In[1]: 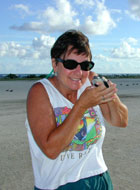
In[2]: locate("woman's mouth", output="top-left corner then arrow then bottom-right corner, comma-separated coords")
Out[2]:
71,78 -> 81,81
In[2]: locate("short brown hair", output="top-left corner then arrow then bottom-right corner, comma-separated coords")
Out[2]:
51,29 -> 92,60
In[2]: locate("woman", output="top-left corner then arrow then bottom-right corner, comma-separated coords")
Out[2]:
26,30 -> 128,190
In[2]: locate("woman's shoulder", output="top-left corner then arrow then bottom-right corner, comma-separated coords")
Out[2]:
27,79 -> 49,101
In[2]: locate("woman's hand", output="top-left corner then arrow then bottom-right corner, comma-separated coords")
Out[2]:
78,81 -> 117,110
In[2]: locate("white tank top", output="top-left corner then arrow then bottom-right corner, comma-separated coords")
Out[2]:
26,78 -> 107,190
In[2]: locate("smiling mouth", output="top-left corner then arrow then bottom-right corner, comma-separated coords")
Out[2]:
71,78 -> 81,81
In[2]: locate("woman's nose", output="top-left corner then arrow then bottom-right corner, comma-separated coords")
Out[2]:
75,64 -> 82,71
73,65 -> 82,76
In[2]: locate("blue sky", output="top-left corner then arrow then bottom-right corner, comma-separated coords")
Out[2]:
0,0 -> 140,74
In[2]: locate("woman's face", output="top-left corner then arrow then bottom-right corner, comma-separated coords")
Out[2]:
55,49 -> 90,92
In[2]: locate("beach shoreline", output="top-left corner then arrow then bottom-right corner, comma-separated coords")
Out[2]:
0,78 -> 140,190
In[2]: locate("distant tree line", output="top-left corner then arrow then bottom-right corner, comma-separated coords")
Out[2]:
1,73 -> 140,80
99,74 -> 140,79
6,73 -> 18,79
2,73 -> 46,80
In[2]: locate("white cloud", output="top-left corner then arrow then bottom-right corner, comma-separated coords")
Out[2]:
120,37 -> 138,45
0,35 -> 55,73
14,4 -> 30,13
0,43 -> 8,56
126,37 -> 138,45
126,0 -> 140,21
91,37 -> 140,73
92,55 -> 124,74
10,4 -> 31,18
0,57 -> 52,74
10,22 -> 45,32
93,53 -> 140,74
10,0 -> 80,33
40,0 -> 80,32
10,0 -> 116,35
32,35 -> 55,50
0,42 -> 28,58
80,0 -> 116,34
0,35 -> 55,60
94,54 -> 112,62
111,39 -> 140,58
111,9 -> 122,14
75,0 -> 95,7
32,35 -> 55,59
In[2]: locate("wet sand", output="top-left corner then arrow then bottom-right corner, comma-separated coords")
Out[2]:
0,79 -> 140,190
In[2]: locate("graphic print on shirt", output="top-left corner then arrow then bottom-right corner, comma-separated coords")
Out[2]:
54,107 -> 102,151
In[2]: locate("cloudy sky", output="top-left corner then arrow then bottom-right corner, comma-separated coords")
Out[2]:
0,0 -> 140,74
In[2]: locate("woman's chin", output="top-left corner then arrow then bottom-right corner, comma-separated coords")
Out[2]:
69,84 -> 82,91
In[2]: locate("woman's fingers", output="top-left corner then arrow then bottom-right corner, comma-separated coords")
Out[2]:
95,82 -> 117,104
80,81 -> 118,108
100,94 -> 116,104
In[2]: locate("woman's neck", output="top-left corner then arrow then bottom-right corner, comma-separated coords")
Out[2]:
48,77 -> 78,104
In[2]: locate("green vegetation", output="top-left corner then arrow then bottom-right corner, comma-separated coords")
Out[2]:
0,73 -> 47,81
0,73 -> 140,81
25,74 -> 46,79
6,73 -> 18,79
99,74 -> 140,79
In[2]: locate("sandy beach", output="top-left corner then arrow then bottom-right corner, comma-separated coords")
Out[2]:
0,78 -> 140,190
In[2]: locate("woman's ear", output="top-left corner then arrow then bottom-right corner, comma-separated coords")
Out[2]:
52,58 -> 57,73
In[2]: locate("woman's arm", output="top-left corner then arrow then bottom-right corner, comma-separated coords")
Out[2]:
100,95 -> 128,127
27,83 -> 87,159
100,81 -> 128,127
27,80 -> 119,159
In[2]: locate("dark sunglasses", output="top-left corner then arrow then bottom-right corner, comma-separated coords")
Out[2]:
56,58 -> 95,71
